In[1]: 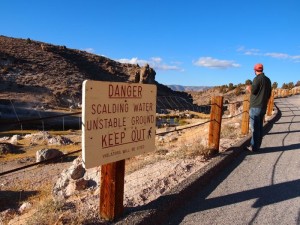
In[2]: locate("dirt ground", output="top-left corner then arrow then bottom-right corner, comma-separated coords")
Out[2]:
0,117 -> 243,224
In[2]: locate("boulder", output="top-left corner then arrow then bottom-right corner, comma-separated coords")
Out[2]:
69,163 -> 85,180
18,202 -> 32,214
48,136 -> 73,145
53,156 -> 99,200
65,178 -> 89,196
10,135 -> 21,145
36,148 -> 63,162
52,168 -> 70,199
0,143 -> 16,155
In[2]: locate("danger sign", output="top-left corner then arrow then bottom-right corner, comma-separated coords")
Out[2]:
82,80 -> 157,168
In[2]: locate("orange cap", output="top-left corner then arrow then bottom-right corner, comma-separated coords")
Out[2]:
254,63 -> 263,72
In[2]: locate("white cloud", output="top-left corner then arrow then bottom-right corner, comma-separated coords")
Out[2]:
117,57 -> 183,71
118,57 -> 148,65
83,48 -> 95,53
238,46 -> 300,62
264,52 -> 300,61
237,46 -> 261,56
193,57 -> 240,69
150,57 -> 162,63
264,52 -> 289,59
291,55 -> 300,59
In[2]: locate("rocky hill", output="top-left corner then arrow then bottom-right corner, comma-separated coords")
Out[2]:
0,35 -> 193,111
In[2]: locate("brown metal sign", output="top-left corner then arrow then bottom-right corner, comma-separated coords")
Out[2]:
82,80 -> 157,168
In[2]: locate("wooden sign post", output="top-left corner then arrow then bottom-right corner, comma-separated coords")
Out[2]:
208,96 -> 223,151
82,80 -> 157,221
241,95 -> 250,135
100,160 -> 125,220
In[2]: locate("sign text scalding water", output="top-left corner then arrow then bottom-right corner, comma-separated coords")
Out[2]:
82,81 -> 157,168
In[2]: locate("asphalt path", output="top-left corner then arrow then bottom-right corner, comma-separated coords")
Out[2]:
166,95 -> 300,225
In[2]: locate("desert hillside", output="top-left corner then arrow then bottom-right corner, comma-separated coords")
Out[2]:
0,35 -> 192,110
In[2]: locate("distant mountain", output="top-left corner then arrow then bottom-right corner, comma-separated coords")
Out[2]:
167,85 -> 211,92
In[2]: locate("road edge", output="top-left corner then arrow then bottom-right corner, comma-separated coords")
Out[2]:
116,103 -> 280,225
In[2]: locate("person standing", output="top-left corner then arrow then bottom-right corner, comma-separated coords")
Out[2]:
246,63 -> 272,152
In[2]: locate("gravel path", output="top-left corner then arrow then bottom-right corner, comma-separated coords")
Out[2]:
166,95 -> 300,225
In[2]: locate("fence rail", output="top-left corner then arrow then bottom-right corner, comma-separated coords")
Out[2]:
1,88 -> 298,224
0,90 -> 280,177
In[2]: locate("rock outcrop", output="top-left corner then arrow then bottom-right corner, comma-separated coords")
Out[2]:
0,35 -> 194,111
53,156 -> 99,199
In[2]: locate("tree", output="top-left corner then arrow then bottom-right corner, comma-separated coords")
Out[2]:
272,82 -> 278,89
288,82 -> 294,89
228,83 -> 234,91
235,86 -> 242,96
219,85 -> 227,93
295,81 -> 300,87
245,79 -> 252,85
281,83 -> 288,89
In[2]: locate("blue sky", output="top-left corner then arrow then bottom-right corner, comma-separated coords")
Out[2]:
1,0 -> 300,87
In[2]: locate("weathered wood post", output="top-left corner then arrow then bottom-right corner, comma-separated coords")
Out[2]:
267,90 -> 275,116
241,95 -> 250,135
100,160 -> 125,220
208,96 -> 223,151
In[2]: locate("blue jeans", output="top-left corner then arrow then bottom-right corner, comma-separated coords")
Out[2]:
250,107 -> 266,151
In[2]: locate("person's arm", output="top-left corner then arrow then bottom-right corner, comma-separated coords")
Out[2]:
267,79 -> 272,99
251,77 -> 260,95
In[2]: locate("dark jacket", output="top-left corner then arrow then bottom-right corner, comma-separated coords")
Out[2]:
250,73 -> 272,109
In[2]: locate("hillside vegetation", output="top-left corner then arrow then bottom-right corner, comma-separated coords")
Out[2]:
0,35 -> 192,110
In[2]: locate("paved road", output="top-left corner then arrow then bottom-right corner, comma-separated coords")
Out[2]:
166,95 -> 300,225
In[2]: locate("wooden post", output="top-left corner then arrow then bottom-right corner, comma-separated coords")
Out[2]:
100,160 -> 125,221
241,95 -> 250,135
267,90 -> 275,116
208,96 -> 223,151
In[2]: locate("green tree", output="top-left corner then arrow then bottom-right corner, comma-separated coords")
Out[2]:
272,82 -> 278,89
288,82 -> 294,89
219,85 -> 227,93
228,83 -> 234,91
281,83 -> 288,89
245,79 -> 252,85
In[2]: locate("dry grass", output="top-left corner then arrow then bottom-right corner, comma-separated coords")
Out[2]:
24,197 -> 102,225
188,111 -> 210,119
0,130 -> 81,162
220,123 -> 240,139
1,116 -> 243,224
24,198 -> 64,225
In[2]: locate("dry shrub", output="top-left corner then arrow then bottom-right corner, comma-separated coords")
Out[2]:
25,199 -> 64,225
221,124 -> 239,139
19,198 -> 103,225
54,204 -> 101,225
171,141 -> 213,160
25,198 -> 102,225
125,149 -> 164,175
